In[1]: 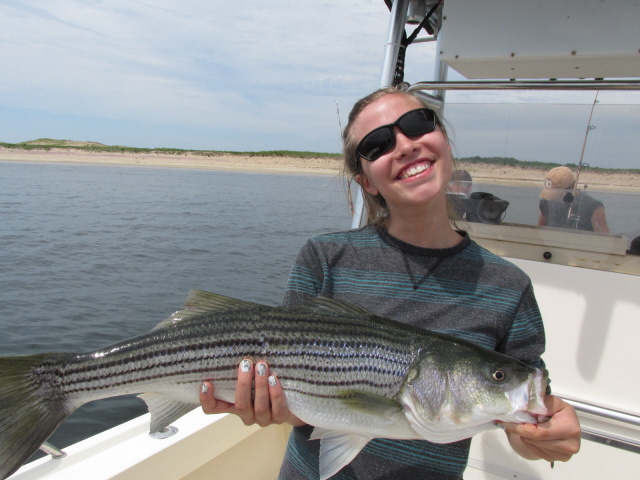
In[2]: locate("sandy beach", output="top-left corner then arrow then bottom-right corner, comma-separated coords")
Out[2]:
1,146 -> 639,193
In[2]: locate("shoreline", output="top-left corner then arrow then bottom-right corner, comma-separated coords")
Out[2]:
0,147 -> 342,176
1,147 -> 639,193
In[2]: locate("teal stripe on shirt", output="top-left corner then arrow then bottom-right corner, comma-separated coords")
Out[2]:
286,265 -> 527,316
326,268 -> 524,314
312,230 -> 388,248
506,309 -> 544,342
363,438 -> 468,476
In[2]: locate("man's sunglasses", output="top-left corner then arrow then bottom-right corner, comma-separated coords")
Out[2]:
355,108 -> 438,163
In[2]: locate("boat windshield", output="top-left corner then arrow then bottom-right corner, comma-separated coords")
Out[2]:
441,99 -> 640,266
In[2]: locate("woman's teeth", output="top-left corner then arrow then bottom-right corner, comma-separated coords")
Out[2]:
400,162 -> 431,179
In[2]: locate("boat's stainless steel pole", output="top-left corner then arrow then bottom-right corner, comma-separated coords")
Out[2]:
379,0 -> 411,88
432,34 -> 448,110
351,0 -> 410,229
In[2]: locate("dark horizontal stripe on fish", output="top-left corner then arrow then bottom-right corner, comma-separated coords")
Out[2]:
40,359 -> 405,403
54,360 -> 405,397
51,333 -> 411,385
213,311 -> 419,344
53,340 -> 407,380
36,352 -> 240,394
51,336 -> 264,373
44,340 -> 409,395
29,309 -> 418,399
169,375 -> 402,394
264,366 -> 406,387
268,318 -> 416,343
281,386 -> 397,402
53,352 -> 407,395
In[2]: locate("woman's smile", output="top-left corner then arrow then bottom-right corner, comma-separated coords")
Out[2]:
397,160 -> 434,180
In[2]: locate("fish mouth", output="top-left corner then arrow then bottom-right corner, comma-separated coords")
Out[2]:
506,367 -> 549,423
528,367 -> 549,415
397,160 -> 433,180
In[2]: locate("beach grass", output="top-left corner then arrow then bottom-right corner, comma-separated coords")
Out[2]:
0,140 -> 342,160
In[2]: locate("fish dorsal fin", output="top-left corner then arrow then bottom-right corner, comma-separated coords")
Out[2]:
309,428 -> 372,480
153,290 -> 264,330
138,392 -> 199,434
339,389 -> 403,418
305,296 -> 373,317
184,289 -> 263,312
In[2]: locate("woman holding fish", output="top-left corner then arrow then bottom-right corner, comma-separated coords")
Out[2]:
200,88 -> 581,479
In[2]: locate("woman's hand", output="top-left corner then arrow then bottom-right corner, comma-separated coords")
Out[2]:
499,395 -> 581,463
199,358 -> 305,427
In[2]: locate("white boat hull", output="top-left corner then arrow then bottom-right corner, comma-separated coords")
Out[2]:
10,411 -> 292,480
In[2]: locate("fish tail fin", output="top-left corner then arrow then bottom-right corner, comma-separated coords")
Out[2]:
0,353 -> 71,479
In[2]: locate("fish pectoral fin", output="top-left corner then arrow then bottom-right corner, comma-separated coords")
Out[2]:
153,290 -> 265,330
408,419 -> 491,444
310,428 -> 372,480
138,392 -> 199,434
339,390 -> 403,417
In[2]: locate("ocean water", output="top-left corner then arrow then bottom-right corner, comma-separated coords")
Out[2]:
0,161 -> 352,454
1,161 -> 637,458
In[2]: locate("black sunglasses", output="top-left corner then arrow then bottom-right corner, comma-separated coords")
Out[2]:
355,108 -> 437,163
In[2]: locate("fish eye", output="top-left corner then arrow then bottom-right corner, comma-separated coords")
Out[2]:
492,369 -> 507,382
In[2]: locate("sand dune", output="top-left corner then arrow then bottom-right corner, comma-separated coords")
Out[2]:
1,146 -> 638,193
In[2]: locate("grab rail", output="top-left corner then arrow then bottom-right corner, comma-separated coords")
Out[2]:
561,396 -> 640,455
407,80 -> 640,92
563,397 -> 640,428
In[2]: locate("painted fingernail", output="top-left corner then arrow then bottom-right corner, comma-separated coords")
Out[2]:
256,363 -> 267,377
240,359 -> 251,373
201,383 -> 209,395
268,375 -> 277,387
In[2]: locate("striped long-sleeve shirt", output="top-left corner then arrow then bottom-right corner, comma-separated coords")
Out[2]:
278,225 -> 546,480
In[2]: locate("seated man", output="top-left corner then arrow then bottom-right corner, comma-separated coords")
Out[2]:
538,166 -> 609,233
449,169 -> 473,196
448,170 -> 474,220
448,170 -> 509,224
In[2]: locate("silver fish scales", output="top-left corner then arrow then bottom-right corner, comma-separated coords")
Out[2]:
0,290 -> 549,480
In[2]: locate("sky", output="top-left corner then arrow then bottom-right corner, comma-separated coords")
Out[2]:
1,0 -> 639,168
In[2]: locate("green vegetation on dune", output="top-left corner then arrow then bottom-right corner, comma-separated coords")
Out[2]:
17,138 -> 106,147
0,140 -> 341,159
457,156 -> 639,175
235,150 -> 342,159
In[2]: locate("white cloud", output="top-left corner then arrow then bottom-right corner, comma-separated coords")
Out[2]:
0,0 -> 637,167
0,0 -> 399,150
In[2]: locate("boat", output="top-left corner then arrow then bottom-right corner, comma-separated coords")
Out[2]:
10,1 -> 640,479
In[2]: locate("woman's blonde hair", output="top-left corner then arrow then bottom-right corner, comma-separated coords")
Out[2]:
343,87 -> 460,225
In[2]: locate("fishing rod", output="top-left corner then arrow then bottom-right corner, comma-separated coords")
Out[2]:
336,99 -> 357,216
567,90 -> 599,228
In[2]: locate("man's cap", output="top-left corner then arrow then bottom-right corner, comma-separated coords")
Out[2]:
451,170 -> 472,182
540,166 -> 576,200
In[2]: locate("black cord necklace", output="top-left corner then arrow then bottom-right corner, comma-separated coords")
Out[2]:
401,253 -> 446,291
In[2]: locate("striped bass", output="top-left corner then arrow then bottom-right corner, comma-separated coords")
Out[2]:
0,290 -> 549,479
